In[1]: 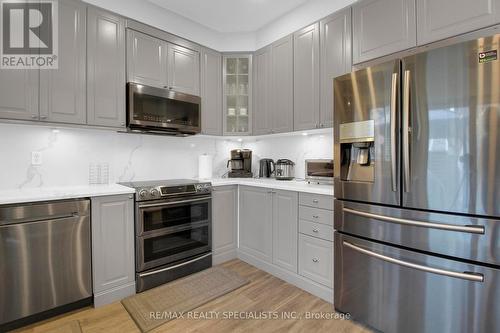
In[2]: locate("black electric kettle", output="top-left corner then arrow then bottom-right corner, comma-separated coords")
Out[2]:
259,159 -> 275,178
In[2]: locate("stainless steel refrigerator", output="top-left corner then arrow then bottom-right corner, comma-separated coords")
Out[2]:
333,33 -> 500,333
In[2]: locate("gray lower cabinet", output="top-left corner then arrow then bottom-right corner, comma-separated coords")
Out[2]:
252,46 -> 272,135
87,7 -> 126,128
167,44 -> 200,95
201,47 -> 222,135
293,23 -> 320,131
417,0 -> 500,45
353,0 -> 417,64
212,185 -> 237,263
39,0 -> 86,124
298,233 -> 333,287
239,186 -> 273,263
91,194 -> 135,307
0,70 -> 38,121
127,30 -> 168,88
271,35 -> 294,133
272,189 -> 298,273
320,8 -> 352,128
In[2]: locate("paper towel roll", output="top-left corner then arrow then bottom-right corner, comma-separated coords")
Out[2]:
198,155 -> 213,180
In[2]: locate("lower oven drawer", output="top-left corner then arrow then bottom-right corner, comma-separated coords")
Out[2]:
136,252 -> 212,292
137,223 -> 211,271
334,232 -> 500,333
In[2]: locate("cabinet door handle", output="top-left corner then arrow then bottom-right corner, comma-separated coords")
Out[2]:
312,228 -> 319,233
40,115 -> 47,119
312,215 -> 319,219
312,199 -> 319,203
312,258 -> 319,263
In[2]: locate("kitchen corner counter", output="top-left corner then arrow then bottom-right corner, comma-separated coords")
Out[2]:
0,184 -> 135,205
208,178 -> 334,196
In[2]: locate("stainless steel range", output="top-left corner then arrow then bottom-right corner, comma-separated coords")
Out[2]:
121,179 -> 212,292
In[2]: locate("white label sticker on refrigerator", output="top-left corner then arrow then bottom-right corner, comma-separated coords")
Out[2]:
478,50 -> 497,64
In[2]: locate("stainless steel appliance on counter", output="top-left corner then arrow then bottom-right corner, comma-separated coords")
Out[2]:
227,149 -> 253,178
259,158 -> 275,178
275,159 -> 295,180
0,199 -> 92,330
127,82 -> 201,135
120,179 -> 212,292
305,159 -> 333,184
334,33 -> 500,333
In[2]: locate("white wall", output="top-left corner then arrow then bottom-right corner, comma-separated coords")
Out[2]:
244,130 -> 333,179
0,124 -> 332,189
84,0 -> 357,52
83,0 -> 256,51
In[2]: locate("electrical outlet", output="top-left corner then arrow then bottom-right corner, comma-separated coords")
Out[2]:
31,151 -> 42,165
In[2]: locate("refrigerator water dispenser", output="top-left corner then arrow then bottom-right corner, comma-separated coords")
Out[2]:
339,120 -> 375,183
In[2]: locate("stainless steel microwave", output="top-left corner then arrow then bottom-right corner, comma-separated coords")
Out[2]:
305,159 -> 334,184
127,82 -> 201,135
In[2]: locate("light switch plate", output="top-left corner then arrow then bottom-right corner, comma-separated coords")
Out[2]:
31,151 -> 42,165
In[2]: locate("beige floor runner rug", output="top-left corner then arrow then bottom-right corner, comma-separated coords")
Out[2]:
121,266 -> 249,332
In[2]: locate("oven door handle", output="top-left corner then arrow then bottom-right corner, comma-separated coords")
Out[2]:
343,241 -> 484,282
139,221 -> 209,239
138,252 -> 212,278
138,196 -> 210,208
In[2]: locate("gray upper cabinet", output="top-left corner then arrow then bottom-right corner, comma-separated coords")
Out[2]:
0,70 -> 38,121
253,46 -> 272,135
272,190 -> 298,273
39,0 -> 86,124
353,0 -> 417,64
91,194 -> 135,306
239,186 -> 273,263
201,47 -> 222,135
127,30 -> 168,88
222,55 -> 252,135
167,44 -> 200,95
320,8 -> 352,128
417,0 -> 500,45
271,35 -> 294,133
293,23 -> 320,131
87,7 -> 126,128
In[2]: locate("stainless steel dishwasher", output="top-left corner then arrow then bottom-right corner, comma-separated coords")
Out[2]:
0,199 -> 92,327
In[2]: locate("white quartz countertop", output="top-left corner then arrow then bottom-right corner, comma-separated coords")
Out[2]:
0,184 -> 135,205
208,178 -> 334,196
0,178 -> 332,206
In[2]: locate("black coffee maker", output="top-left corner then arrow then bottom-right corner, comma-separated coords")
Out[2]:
227,149 -> 253,178
259,159 -> 275,178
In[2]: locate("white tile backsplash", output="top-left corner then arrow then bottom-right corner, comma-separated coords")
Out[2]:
0,123 -> 332,189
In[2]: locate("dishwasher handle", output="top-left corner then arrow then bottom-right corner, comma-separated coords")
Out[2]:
0,199 -> 90,226
0,213 -> 83,227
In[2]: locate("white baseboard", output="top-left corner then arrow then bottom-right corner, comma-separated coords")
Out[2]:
237,250 -> 333,304
93,282 -> 136,308
213,249 -> 237,265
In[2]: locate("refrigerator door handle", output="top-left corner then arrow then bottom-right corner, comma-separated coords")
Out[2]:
343,207 -> 485,234
343,241 -> 484,282
403,69 -> 411,193
390,72 -> 398,192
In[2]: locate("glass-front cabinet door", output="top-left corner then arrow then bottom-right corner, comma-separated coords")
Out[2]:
223,54 -> 252,135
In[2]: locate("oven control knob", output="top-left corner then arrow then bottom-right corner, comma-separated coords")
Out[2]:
150,188 -> 159,197
139,190 -> 147,198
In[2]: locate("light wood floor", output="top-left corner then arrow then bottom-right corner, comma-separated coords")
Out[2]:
12,260 -> 372,333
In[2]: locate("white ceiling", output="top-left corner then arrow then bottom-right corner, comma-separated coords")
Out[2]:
147,0 -> 311,32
